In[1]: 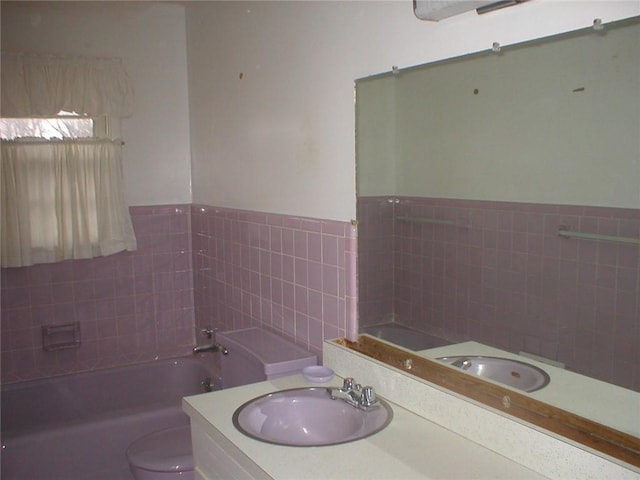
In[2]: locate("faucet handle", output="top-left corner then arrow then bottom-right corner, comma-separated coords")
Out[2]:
201,327 -> 217,339
342,377 -> 356,390
361,386 -> 377,406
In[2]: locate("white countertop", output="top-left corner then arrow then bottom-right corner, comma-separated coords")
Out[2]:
183,373 -> 548,480
420,341 -> 640,438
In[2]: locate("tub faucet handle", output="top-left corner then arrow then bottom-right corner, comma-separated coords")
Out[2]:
201,327 -> 216,339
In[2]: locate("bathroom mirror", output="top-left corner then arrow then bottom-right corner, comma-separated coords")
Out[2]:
355,16 -> 639,465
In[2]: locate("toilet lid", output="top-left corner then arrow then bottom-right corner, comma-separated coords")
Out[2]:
127,425 -> 194,472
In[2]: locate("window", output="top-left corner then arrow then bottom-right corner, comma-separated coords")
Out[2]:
0,110 -> 119,141
0,112 -> 94,140
1,53 -> 136,267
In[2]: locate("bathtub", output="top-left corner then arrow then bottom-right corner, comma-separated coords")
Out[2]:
1,357 -> 214,480
360,323 -> 451,351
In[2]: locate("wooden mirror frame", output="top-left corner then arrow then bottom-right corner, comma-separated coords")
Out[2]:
334,335 -> 640,468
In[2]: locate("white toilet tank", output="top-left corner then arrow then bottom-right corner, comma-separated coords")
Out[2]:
218,327 -> 317,388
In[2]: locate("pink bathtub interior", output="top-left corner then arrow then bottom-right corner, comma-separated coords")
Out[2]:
1,356 -> 213,480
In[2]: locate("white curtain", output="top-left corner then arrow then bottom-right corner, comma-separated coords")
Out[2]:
1,53 -> 134,118
1,139 -> 137,267
1,52 -> 136,268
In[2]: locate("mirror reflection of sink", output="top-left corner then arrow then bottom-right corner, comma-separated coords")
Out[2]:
232,387 -> 393,447
437,356 -> 550,392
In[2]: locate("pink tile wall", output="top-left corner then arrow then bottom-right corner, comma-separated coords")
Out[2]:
191,205 -> 357,358
1,203 -> 356,385
358,196 -> 640,391
1,205 -> 194,384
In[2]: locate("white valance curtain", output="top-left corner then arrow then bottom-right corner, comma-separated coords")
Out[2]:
1,53 -> 136,268
1,52 -> 134,118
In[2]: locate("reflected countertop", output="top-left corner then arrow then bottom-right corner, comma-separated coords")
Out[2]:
420,341 -> 640,438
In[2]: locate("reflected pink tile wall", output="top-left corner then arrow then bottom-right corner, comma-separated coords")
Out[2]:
357,198 -> 395,326
1,205 -> 194,384
191,205 -> 356,358
358,196 -> 640,391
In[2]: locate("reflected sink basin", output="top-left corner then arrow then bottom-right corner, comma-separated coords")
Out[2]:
232,387 -> 393,446
437,356 -> 550,392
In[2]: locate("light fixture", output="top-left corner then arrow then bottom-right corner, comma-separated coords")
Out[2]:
413,0 -> 530,21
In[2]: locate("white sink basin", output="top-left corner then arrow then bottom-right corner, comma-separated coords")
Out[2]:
232,387 -> 393,446
437,356 -> 550,392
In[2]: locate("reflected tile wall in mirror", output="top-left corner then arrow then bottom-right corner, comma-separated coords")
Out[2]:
358,196 -> 640,391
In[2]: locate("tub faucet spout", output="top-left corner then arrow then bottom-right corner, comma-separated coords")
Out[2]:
193,343 -> 228,355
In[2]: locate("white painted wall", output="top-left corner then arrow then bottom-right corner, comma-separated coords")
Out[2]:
3,1 -> 638,218
186,0 -> 639,222
1,2 -> 192,207
358,18 -> 640,208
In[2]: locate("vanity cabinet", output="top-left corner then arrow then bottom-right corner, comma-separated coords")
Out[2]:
190,419 -> 271,480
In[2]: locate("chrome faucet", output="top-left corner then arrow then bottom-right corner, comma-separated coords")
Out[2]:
193,326 -> 229,355
193,343 -> 228,355
451,357 -> 472,370
326,377 -> 379,410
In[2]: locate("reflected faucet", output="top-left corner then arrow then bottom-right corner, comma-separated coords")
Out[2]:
451,357 -> 472,370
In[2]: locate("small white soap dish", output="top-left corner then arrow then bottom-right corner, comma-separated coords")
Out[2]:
302,365 -> 334,383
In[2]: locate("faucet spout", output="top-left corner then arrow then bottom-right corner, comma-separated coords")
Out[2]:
193,343 -> 228,355
326,387 -> 359,404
